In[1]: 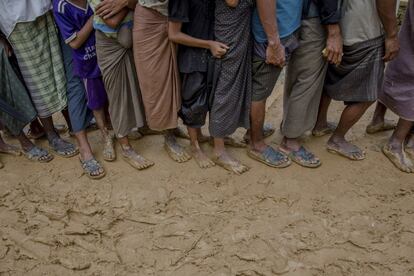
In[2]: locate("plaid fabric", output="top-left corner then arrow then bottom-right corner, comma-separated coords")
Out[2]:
0,46 -> 37,136
8,11 -> 67,118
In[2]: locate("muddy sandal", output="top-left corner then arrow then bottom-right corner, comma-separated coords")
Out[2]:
24,146 -> 54,163
247,146 -> 291,168
327,143 -> 365,161
103,134 -> 116,161
382,145 -> 413,173
280,146 -> 321,168
50,137 -> 79,158
80,158 -> 106,179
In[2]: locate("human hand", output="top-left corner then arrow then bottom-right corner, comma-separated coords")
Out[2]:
209,41 -> 230,58
266,41 -> 285,67
383,35 -> 399,62
95,0 -> 128,19
324,25 -> 343,65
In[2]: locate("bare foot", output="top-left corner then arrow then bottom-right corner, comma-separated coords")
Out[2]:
382,144 -> 413,173
312,122 -> 336,137
191,146 -> 215,169
164,136 -> 191,163
0,142 -> 21,156
327,136 -> 366,161
213,151 -> 249,175
366,120 -> 396,134
122,147 -> 154,170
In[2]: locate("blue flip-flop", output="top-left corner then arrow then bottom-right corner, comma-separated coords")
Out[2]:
247,146 -> 291,168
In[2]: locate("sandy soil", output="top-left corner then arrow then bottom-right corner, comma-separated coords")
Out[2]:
1,80 -> 413,276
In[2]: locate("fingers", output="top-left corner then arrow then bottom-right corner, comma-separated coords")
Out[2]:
218,42 -> 230,50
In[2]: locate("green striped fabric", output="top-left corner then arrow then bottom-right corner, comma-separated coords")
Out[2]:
8,11 -> 67,118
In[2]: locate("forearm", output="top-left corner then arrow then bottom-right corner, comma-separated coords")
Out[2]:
377,0 -> 398,38
256,0 -> 280,46
168,22 -> 210,49
102,8 -> 128,28
68,17 -> 94,49
170,32 -> 211,50
325,23 -> 341,38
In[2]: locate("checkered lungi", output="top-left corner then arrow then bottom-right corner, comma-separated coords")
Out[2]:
8,11 -> 67,118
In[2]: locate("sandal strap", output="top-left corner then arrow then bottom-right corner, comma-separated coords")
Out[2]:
81,158 -> 102,173
26,146 -> 48,159
262,147 -> 286,163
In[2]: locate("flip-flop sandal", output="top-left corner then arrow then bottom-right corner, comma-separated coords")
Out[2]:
243,123 -> 275,143
0,144 -> 22,156
327,144 -> 365,161
366,120 -> 396,134
383,145 -> 412,173
103,134 -> 116,161
212,155 -> 249,175
50,138 -> 79,158
24,146 -> 54,163
122,150 -> 154,170
80,158 -> 106,180
281,146 -> 321,168
312,122 -> 337,137
247,146 -> 291,168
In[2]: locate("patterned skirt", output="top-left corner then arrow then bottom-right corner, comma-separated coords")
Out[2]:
8,11 -> 67,118
0,46 -> 37,136
325,36 -> 385,102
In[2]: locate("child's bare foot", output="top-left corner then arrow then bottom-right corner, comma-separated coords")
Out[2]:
164,134 -> 191,163
213,150 -> 249,175
0,142 -> 21,156
122,146 -> 154,170
191,146 -> 214,169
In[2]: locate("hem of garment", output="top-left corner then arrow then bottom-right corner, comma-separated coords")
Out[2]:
378,99 -> 414,122
36,105 -> 67,119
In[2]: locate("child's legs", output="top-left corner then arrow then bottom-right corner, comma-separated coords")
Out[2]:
84,78 -> 110,138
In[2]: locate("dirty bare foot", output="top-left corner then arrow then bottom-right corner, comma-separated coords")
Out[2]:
213,151 -> 249,175
164,134 -> 191,163
366,120 -> 396,134
122,146 -> 154,170
327,136 -> 366,161
312,122 -> 337,137
0,142 -> 21,156
382,144 -> 413,173
191,146 -> 214,169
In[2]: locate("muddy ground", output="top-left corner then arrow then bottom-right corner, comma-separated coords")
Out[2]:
0,79 -> 413,276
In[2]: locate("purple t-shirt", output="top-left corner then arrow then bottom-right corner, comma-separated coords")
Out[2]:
53,0 -> 101,78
